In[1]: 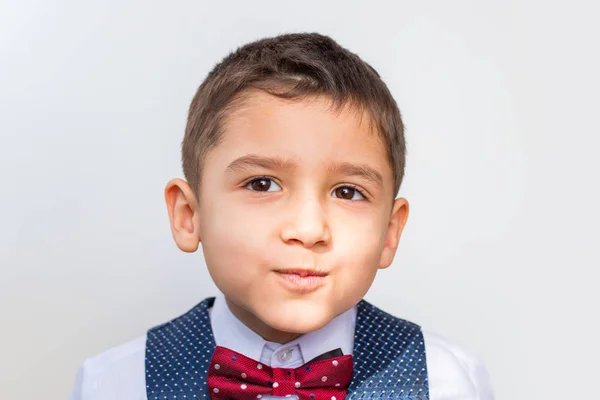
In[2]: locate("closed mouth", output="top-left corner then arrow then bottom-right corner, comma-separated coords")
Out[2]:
273,268 -> 328,277
274,268 -> 328,292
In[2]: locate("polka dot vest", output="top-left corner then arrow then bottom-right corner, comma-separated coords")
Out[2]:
146,297 -> 429,399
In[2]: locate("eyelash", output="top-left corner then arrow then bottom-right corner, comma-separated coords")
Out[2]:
242,176 -> 368,201
334,184 -> 367,200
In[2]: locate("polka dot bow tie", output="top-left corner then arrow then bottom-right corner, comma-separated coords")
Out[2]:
207,346 -> 353,400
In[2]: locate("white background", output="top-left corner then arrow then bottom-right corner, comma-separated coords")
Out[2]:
1,1 -> 599,399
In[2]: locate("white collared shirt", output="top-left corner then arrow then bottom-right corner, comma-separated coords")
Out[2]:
70,294 -> 494,400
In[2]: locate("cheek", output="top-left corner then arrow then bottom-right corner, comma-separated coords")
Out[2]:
329,211 -> 388,284
199,198 -> 273,280
332,208 -> 388,257
329,233 -> 382,307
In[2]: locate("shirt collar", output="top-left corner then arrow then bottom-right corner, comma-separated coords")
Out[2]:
209,292 -> 356,364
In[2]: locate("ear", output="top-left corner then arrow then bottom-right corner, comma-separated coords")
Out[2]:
164,178 -> 201,252
379,197 -> 410,269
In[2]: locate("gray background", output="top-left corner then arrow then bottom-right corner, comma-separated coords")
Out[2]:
1,0 -> 598,399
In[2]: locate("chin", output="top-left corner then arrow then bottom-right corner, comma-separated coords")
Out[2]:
258,301 -> 335,334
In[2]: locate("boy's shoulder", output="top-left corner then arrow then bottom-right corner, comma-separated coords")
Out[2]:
69,335 -> 147,400
422,330 -> 494,399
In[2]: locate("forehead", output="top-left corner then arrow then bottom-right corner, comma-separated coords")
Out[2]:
210,90 -> 393,188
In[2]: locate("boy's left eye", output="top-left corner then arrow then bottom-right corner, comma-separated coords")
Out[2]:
332,186 -> 366,201
245,178 -> 282,192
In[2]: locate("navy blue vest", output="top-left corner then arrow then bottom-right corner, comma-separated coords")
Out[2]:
145,297 -> 429,399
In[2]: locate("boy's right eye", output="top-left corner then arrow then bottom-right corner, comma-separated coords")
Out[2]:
245,177 -> 282,192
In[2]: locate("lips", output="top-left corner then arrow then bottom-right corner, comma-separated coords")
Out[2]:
274,268 -> 328,292
273,268 -> 328,277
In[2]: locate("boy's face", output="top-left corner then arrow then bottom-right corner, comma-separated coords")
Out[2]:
166,90 -> 408,342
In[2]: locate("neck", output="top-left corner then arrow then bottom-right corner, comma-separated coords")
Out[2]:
225,297 -> 302,344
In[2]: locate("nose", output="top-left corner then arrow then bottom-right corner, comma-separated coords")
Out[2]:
279,197 -> 331,248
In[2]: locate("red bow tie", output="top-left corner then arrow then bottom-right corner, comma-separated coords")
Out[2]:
207,346 -> 353,400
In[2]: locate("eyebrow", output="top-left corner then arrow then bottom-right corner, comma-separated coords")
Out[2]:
225,154 -> 297,175
225,154 -> 384,190
326,161 -> 384,190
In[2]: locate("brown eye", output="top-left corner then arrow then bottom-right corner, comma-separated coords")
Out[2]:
246,178 -> 281,192
332,186 -> 365,201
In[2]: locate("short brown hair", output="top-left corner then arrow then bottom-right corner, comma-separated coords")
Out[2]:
182,32 -> 406,199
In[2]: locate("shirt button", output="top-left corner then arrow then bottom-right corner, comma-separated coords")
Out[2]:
278,348 -> 293,363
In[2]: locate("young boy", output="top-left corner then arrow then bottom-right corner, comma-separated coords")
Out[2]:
70,33 -> 494,400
